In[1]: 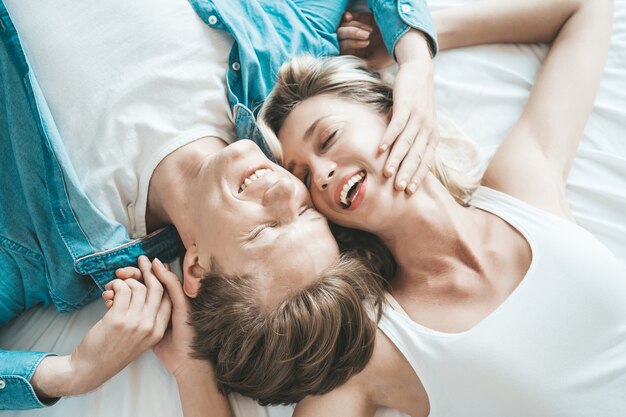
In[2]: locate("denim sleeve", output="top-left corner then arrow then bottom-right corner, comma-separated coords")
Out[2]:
369,0 -> 438,59
0,350 -> 59,410
291,0 -> 351,37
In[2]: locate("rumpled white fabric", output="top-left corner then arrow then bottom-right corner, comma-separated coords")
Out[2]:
1,0 -> 624,416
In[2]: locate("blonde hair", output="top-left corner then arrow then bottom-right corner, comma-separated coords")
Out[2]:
258,54 -> 484,205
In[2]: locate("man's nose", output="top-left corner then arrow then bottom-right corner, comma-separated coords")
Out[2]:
313,161 -> 336,192
263,176 -> 298,222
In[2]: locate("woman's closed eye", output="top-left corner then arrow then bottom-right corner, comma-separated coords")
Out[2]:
320,129 -> 339,152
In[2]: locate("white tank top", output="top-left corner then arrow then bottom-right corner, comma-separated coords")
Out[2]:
378,186 -> 626,417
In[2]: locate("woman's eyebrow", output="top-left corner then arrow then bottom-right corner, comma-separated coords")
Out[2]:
303,115 -> 333,142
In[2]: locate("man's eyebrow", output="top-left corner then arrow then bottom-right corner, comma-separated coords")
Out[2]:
303,115 -> 332,143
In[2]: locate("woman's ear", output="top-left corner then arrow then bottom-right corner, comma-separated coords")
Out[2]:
182,244 -> 208,298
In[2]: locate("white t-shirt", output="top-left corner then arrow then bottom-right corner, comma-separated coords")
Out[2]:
5,0 -> 236,237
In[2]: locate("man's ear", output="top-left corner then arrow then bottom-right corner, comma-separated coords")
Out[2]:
182,244 -> 208,298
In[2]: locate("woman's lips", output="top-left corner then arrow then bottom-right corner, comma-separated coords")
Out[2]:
345,175 -> 366,211
334,170 -> 367,210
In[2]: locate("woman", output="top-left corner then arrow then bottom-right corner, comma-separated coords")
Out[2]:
109,0 -> 625,416
254,0 -> 625,415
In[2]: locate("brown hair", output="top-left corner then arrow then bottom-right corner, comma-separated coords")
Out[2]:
188,253 -> 387,406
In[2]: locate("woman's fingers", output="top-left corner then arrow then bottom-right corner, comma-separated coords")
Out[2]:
153,291 -> 172,341
152,258 -> 189,312
115,266 -> 142,280
137,256 -> 165,317
125,278 -> 147,315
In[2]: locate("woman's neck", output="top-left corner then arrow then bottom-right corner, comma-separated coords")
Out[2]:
377,174 -> 488,284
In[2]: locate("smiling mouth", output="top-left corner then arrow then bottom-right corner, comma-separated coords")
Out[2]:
239,168 -> 272,193
340,170 -> 366,208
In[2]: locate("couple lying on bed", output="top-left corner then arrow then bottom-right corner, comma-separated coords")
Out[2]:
110,1 -> 624,416
2,0 -> 625,415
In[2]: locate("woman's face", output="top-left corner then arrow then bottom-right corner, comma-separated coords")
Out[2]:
278,94 -> 402,232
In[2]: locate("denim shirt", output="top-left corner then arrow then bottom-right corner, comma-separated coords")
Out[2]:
0,0 -> 436,410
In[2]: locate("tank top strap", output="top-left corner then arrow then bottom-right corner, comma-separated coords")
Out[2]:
384,292 -> 411,318
469,186 -> 566,247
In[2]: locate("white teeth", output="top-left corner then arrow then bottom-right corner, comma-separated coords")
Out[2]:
239,168 -> 271,193
340,171 -> 365,207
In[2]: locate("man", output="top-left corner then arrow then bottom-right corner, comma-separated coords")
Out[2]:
0,0 -> 437,410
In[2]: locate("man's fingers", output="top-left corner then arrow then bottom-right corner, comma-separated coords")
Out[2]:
384,115 -> 419,183
381,107 -> 410,158
108,279 -> 132,313
407,140 -> 436,194
152,258 -> 189,313
394,129 -> 428,192
339,39 -> 370,53
337,23 -> 372,38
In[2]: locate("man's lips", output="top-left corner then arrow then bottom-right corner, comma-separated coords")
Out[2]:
238,166 -> 272,193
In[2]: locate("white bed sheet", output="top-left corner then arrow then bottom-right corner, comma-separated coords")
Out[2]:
2,0 -> 625,416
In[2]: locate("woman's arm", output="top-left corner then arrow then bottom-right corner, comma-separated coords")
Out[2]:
149,259 -> 233,417
444,0 -> 612,217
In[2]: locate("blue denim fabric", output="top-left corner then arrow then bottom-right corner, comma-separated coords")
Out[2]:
0,6 -> 182,409
0,0 -> 436,410
189,0 -> 437,156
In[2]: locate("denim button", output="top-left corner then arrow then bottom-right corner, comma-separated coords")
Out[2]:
208,15 -> 218,25
401,4 -> 411,13
0,379 -> 6,389
231,62 -> 241,71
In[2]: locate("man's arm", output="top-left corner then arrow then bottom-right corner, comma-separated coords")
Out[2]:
2,257 -> 172,410
369,0 -> 437,59
0,351 -> 59,410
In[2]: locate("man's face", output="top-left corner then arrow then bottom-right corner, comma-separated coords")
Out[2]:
190,139 -> 339,306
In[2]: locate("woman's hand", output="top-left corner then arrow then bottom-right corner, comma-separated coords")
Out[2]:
338,15 -> 438,194
148,258 -> 197,379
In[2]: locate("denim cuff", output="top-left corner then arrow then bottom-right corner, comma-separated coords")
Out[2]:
0,350 -> 59,410
370,0 -> 438,59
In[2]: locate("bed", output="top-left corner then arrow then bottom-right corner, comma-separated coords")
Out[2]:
2,0 -> 625,416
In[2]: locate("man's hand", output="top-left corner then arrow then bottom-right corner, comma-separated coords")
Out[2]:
337,12 -> 395,69
339,16 -> 439,194
382,30 -> 438,194
31,256 -> 171,399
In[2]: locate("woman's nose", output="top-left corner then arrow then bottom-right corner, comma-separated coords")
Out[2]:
314,162 -> 336,192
